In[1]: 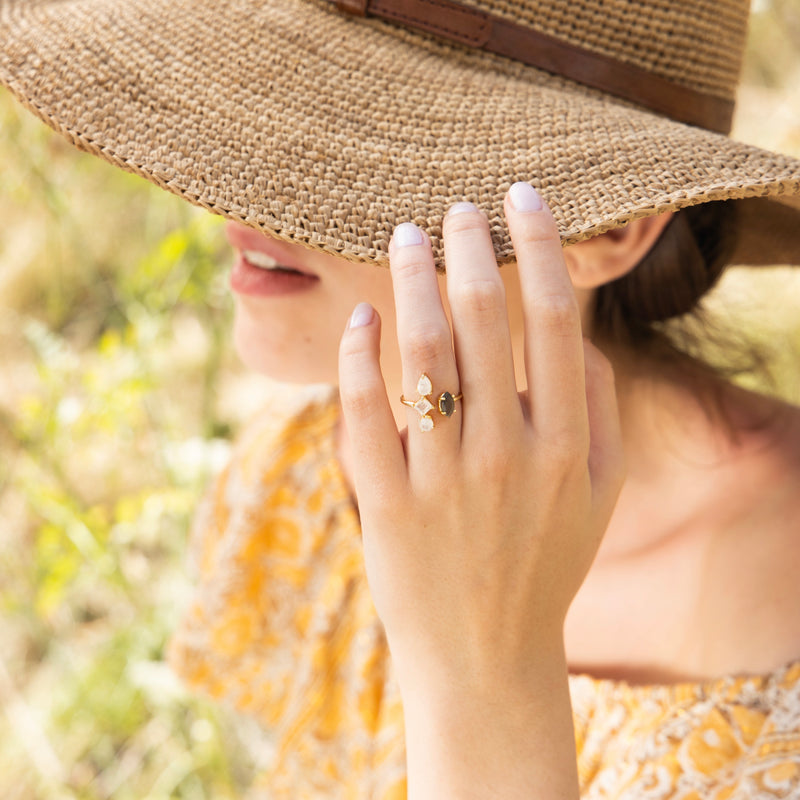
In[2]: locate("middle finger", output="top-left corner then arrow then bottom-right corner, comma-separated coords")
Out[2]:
443,203 -> 523,444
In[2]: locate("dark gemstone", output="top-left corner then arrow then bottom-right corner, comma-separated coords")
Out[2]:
438,391 -> 455,417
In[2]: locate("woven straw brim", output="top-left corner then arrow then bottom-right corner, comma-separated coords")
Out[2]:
1,0 -> 799,268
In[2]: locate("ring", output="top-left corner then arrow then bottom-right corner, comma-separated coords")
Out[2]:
400,373 -> 463,432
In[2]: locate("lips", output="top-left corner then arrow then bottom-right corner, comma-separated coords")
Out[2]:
226,222 -> 320,297
225,222 -> 318,277
241,248 -> 314,276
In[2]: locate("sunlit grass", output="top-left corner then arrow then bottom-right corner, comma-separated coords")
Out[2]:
0,92 -> 255,798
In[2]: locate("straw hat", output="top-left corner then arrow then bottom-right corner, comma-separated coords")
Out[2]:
1,0 -> 799,268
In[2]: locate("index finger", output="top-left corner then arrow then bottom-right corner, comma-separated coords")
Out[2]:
505,182 -> 588,447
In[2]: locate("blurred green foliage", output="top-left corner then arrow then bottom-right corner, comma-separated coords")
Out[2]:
0,2 -> 799,798
0,91 -> 251,798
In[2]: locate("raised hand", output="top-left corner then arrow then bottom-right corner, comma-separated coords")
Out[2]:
339,183 -> 625,799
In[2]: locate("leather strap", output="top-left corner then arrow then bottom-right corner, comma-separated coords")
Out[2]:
332,0 -> 734,133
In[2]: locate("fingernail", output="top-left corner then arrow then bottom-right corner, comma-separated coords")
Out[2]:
509,182 -> 543,212
447,201 -> 479,216
348,302 -> 374,329
392,222 -> 424,248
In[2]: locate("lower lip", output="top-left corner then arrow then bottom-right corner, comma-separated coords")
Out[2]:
229,255 -> 320,297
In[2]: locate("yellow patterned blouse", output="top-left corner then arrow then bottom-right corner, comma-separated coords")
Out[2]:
169,389 -> 800,799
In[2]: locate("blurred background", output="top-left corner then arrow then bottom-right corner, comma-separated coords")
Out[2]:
1,2 -> 799,797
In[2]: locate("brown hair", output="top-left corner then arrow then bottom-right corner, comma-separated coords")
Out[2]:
592,201 -> 785,429
594,202 -> 788,437
592,201 -> 739,349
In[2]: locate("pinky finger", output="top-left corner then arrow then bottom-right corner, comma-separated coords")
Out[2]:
339,303 -> 407,509
584,339 -> 626,517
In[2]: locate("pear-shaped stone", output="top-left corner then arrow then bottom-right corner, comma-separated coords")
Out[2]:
417,374 -> 433,396
419,415 -> 434,432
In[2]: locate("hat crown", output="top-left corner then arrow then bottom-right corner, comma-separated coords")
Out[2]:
465,0 -> 750,100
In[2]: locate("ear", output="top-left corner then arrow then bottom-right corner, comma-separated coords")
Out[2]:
564,212 -> 675,289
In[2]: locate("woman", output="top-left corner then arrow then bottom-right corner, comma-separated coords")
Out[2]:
2,0 -> 800,797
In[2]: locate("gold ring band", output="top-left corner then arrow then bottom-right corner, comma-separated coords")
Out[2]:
400,373 -> 462,432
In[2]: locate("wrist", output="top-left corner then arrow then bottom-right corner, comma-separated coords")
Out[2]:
391,621 -> 568,702
397,633 -> 570,722
396,636 -> 579,800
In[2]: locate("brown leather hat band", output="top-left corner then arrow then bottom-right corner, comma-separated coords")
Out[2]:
333,0 -> 734,134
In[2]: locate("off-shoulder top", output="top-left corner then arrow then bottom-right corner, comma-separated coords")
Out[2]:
169,389 -> 800,799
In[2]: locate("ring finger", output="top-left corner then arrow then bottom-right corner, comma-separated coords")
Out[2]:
390,222 -> 462,464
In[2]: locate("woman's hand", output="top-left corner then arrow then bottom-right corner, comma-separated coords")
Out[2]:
338,183 -> 625,798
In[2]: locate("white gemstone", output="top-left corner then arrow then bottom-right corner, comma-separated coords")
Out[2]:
414,397 -> 434,416
417,374 -> 433,396
419,415 -> 434,432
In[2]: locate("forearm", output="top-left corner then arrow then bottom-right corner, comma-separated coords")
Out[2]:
398,637 -> 580,800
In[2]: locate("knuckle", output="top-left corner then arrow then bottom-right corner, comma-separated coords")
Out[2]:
341,380 -> 382,420
532,292 -> 580,335
453,278 -> 506,318
339,333 -> 367,361
443,208 -> 489,237
479,454 -> 510,484
392,253 -> 433,284
470,440 -> 515,481
538,429 -> 589,473
405,324 -> 452,365
514,210 -> 559,246
362,481 -> 404,519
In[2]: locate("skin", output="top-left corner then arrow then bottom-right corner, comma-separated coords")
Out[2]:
338,188 -> 624,798
227,187 -> 800,798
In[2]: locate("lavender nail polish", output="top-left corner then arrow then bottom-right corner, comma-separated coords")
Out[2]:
509,182 -> 543,212
392,222 -> 424,247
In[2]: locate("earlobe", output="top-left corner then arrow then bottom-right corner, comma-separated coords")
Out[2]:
566,212 -> 675,289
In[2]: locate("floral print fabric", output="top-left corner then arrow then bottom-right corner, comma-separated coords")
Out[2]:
169,390 -> 800,798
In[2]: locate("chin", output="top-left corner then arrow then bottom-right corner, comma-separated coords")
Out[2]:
232,313 -> 337,385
